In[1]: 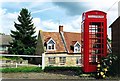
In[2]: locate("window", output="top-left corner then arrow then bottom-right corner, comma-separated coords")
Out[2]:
76,57 -> 82,65
88,22 -> 104,65
59,57 -> 66,65
48,44 -> 54,50
0,46 -> 7,51
47,38 -> 56,50
74,46 -> 80,52
48,57 -> 56,64
89,54 -> 98,63
74,42 -> 81,53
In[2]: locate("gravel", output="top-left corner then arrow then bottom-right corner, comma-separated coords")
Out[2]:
1,72 -> 119,80
1,72 -> 84,79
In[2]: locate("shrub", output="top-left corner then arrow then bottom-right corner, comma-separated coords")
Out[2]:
96,53 -> 117,79
44,66 -> 81,71
44,66 -> 82,75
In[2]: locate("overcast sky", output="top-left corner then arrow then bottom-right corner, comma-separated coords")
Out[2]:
0,0 -> 119,39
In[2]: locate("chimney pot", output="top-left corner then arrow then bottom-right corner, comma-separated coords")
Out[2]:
59,25 -> 63,32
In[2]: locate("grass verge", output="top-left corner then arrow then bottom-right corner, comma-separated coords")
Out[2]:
0,66 -> 42,73
0,66 -> 82,74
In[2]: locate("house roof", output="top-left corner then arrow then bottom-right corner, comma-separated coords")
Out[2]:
36,30 -> 81,54
63,32 -> 81,53
44,37 -> 51,43
0,35 -> 12,46
71,41 -> 78,46
109,16 -> 120,28
42,31 -> 66,53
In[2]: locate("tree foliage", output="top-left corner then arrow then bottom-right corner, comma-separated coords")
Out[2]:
8,8 -> 37,55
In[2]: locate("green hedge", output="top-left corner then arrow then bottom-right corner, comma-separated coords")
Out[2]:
44,66 -> 82,72
0,67 -> 42,73
1,66 -> 82,74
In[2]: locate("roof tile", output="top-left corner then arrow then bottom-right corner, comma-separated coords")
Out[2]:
43,32 -> 66,53
63,32 -> 81,53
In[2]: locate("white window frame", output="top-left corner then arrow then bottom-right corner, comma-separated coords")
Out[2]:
59,57 -> 66,65
47,38 -> 56,51
74,41 -> 81,53
76,56 -> 82,65
48,57 -> 56,65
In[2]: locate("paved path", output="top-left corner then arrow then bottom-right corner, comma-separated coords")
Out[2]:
1,79 -> 120,81
2,72 -> 85,79
1,72 -> 120,81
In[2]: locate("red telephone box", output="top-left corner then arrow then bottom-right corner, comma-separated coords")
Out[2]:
81,10 -> 107,72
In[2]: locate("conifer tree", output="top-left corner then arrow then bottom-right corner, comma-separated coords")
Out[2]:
8,8 -> 37,55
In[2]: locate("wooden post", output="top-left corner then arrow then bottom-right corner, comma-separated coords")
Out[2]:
42,53 -> 45,70
16,63 -> 17,68
38,64 -> 41,67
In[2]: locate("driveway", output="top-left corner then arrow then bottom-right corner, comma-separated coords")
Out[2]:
1,72 -> 120,80
2,72 -> 91,79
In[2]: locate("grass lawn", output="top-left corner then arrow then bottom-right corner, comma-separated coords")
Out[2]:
0,66 -> 42,73
0,56 -> 23,61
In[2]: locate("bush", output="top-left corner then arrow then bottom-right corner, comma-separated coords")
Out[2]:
44,66 -> 82,75
96,53 -> 117,79
1,66 -> 42,73
44,66 -> 81,71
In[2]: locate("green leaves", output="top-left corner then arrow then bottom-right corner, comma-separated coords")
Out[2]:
8,8 -> 37,56
96,53 -> 117,79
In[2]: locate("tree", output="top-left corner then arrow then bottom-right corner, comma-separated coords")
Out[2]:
8,8 -> 37,55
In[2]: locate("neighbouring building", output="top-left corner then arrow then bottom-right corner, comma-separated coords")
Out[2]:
0,35 -> 12,54
109,16 -> 120,74
118,1 -> 120,16
35,25 -> 82,67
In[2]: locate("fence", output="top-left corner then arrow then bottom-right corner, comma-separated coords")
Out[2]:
0,54 -> 43,69
1,60 -> 41,68
0,53 -> 82,70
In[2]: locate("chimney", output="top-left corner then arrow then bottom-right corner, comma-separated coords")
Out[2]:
59,25 -> 63,32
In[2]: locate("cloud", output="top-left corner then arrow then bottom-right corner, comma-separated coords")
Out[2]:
32,7 -> 56,14
33,16 -> 82,33
33,18 -> 41,27
0,8 -> 18,34
34,15 -> 82,33
0,7 -> 59,35
0,7 -> 91,35
53,1 -> 118,17
32,18 -> 42,35
0,8 -> 42,35
42,20 -> 58,31
63,16 -> 82,32
53,2 -> 90,16
0,8 -> 7,15
0,0 -> 52,2
33,18 -> 59,34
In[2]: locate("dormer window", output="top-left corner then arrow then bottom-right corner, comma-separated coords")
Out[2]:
47,38 -> 56,50
74,42 -> 81,53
